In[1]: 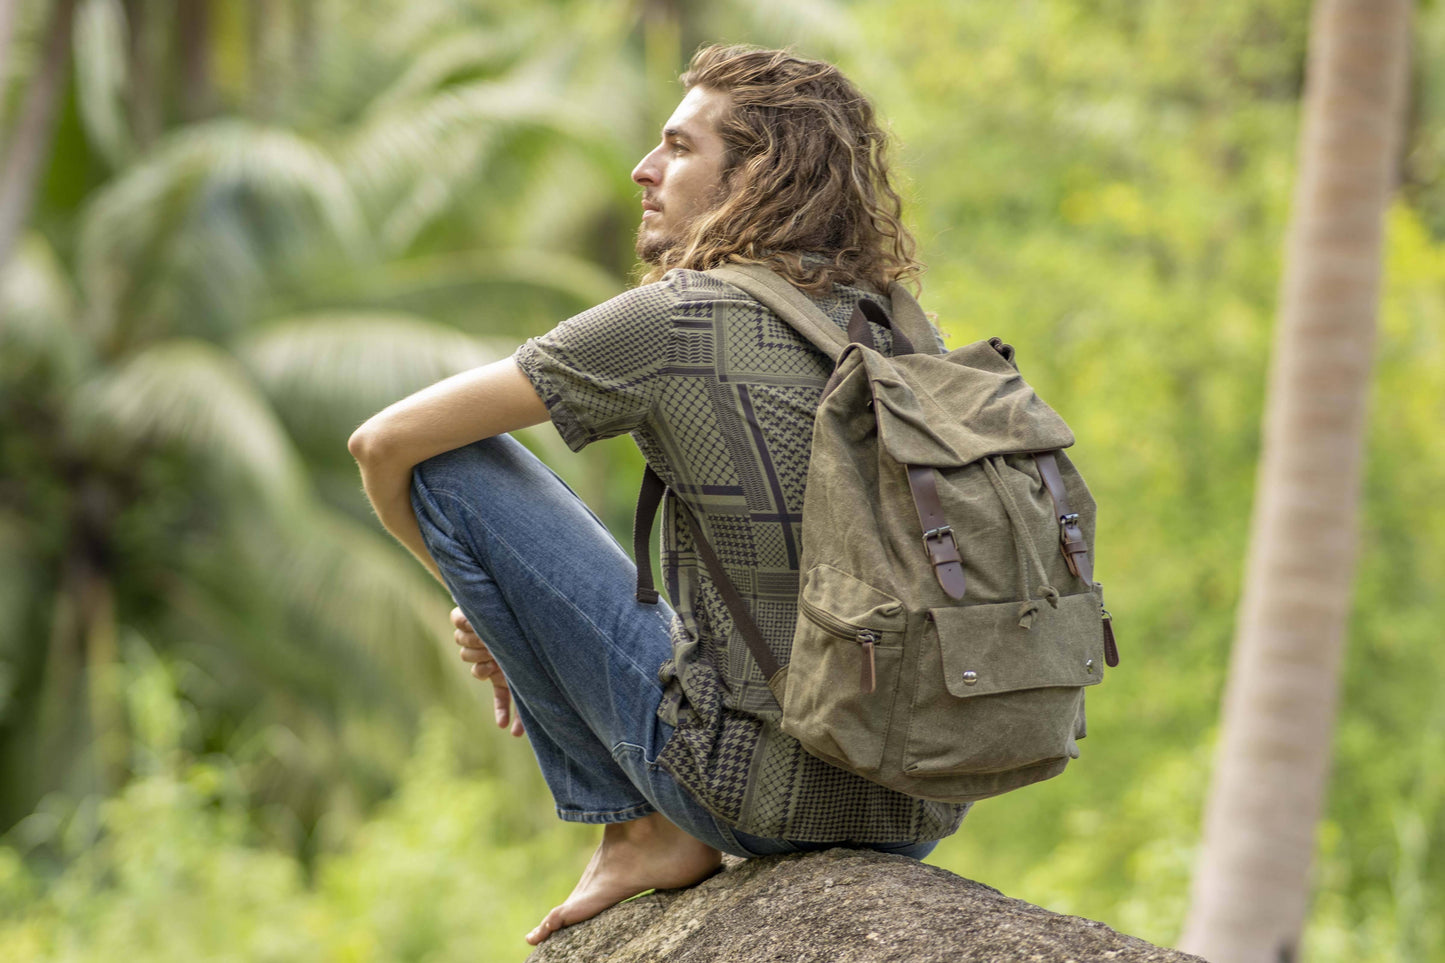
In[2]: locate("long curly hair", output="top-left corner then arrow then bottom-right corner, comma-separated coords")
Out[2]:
638,45 -> 922,295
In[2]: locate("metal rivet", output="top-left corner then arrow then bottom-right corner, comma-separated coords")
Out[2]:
962,670 -> 978,686
1085,659 -> 1095,673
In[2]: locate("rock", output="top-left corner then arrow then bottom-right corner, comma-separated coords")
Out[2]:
525,848 -> 1203,963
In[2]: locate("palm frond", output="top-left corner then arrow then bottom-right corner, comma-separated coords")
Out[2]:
337,249 -> 626,318
374,0 -> 481,58
367,28 -> 521,113
69,338 -> 308,508
236,311 -> 511,439
374,124 -> 501,255
78,121 -> 368,341
73,0 -> 133,168
511,144 -> 632,254
247,502 -> 473,709
0,235 -> 85,380
198,124 -> 368,257
344,78 -> 596,217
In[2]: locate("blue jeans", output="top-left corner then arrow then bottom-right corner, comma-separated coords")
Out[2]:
409,435 -> 937,861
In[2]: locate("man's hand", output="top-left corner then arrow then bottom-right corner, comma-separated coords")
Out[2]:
451,607 -> 525,737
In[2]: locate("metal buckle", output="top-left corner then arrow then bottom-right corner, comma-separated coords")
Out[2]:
1059,512 -> 1080,527
922,524 -> 953,544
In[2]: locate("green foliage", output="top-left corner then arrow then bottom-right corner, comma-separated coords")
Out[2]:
0,647 -> 579,963
853,3 -> 1445,959
2,0 -> 1444,960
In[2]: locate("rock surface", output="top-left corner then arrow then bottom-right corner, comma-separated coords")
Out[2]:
525,848 -> 1203,963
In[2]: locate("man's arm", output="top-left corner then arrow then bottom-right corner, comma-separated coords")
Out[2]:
348,357 -> 549,736
347,356 -> 549,581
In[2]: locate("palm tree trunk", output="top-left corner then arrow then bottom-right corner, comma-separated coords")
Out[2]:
123,0 -> 163,149
248,0 -> 278,118
177,0 -> 212,121
293,0 -> 317,92
0,0 -> 78,274
36,474 -> 126,800
1178,2 -> 1412,961
0,1 -> 20,115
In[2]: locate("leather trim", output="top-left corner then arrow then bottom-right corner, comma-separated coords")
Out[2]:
906,465 -> 967,600
1034,451 -> 1093,587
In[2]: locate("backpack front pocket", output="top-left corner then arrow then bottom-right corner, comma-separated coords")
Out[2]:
780,565 -> 907,775
902,591 -> 1104,776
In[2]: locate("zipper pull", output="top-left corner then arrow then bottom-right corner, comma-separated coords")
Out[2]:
857,630 -> 877,694
1101,609 -> 1119,667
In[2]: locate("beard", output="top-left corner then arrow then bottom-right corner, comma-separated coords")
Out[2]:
634,224 -> 677,265
634,182 -> 730,265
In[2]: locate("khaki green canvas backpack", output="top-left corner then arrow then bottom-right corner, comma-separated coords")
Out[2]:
635,263 -> 1119,803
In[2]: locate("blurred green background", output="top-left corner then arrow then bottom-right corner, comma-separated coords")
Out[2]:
1,0 -> 1443,960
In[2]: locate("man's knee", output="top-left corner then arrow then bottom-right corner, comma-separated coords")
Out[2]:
410,435 -> 547,531
414,436 -> 525,492
410,440 -> 494,536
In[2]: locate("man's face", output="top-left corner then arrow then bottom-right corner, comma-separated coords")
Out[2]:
632,85 -> 731,263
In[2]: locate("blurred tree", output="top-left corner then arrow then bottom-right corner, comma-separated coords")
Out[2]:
0,0 -> 607,833
176,0 -> 211,121
0,1 -> 18,88
1179,1 -> 1413,960
0,155 -> 501,831
0,0 -> 77,272
0,2 -> 1441,960
0,0 -> 854,841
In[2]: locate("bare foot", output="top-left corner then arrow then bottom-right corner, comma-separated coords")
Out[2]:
526,812 -> 722,945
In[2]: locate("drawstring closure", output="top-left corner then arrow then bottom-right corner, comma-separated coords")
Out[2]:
982,456 -> 1059,629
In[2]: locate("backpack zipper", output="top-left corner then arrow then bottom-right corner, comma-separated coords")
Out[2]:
857,630 -> 877,694
1092,581 -> 1120,667
1101,607 -> 1119,667
799,598 -> 881,694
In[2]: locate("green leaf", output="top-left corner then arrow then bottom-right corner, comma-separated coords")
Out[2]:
70,339 -> 308,507
0,235 -> 85,381
73,0 -> 133,168
237,311 -> 510,438
78,121 -> 368,342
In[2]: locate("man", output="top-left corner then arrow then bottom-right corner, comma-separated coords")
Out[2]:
348,45 -> 968,946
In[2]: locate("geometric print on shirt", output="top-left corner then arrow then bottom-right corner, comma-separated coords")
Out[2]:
514,267 -> 967,842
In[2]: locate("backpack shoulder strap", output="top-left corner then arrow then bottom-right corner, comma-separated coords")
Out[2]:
883,281 -> 944,356
708,264 -> 850,360
709,262 -> 944,359
633,464 -> 782,681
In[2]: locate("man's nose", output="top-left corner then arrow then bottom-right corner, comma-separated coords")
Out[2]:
632,148 -> 661,185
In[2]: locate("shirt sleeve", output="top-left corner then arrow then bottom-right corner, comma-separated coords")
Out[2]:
512,274 -> 682,451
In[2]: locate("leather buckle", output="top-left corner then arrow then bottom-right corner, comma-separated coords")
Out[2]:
1058,514 -> 1086,577
922,525 -> 962,567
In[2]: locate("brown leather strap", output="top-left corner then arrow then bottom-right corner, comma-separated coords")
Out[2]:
677,502 -> 782,680
633,466 -> 666,604
1034,451 -> 1093,586
849,299 -> 916,356
906,465 -> 967,600
1103,613 -> 1119,668
633,466 -> 781,680
847,305 -> 878,352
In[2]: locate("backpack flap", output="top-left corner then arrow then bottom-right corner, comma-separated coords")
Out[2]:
900,592 -> 1105,778
930,592 -> 1106,699
840,342 -> 1076,467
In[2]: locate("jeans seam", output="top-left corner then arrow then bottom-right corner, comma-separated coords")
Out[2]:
555,802 -> 656,824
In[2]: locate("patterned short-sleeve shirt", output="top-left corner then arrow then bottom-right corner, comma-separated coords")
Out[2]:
513,267 -> 968,842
